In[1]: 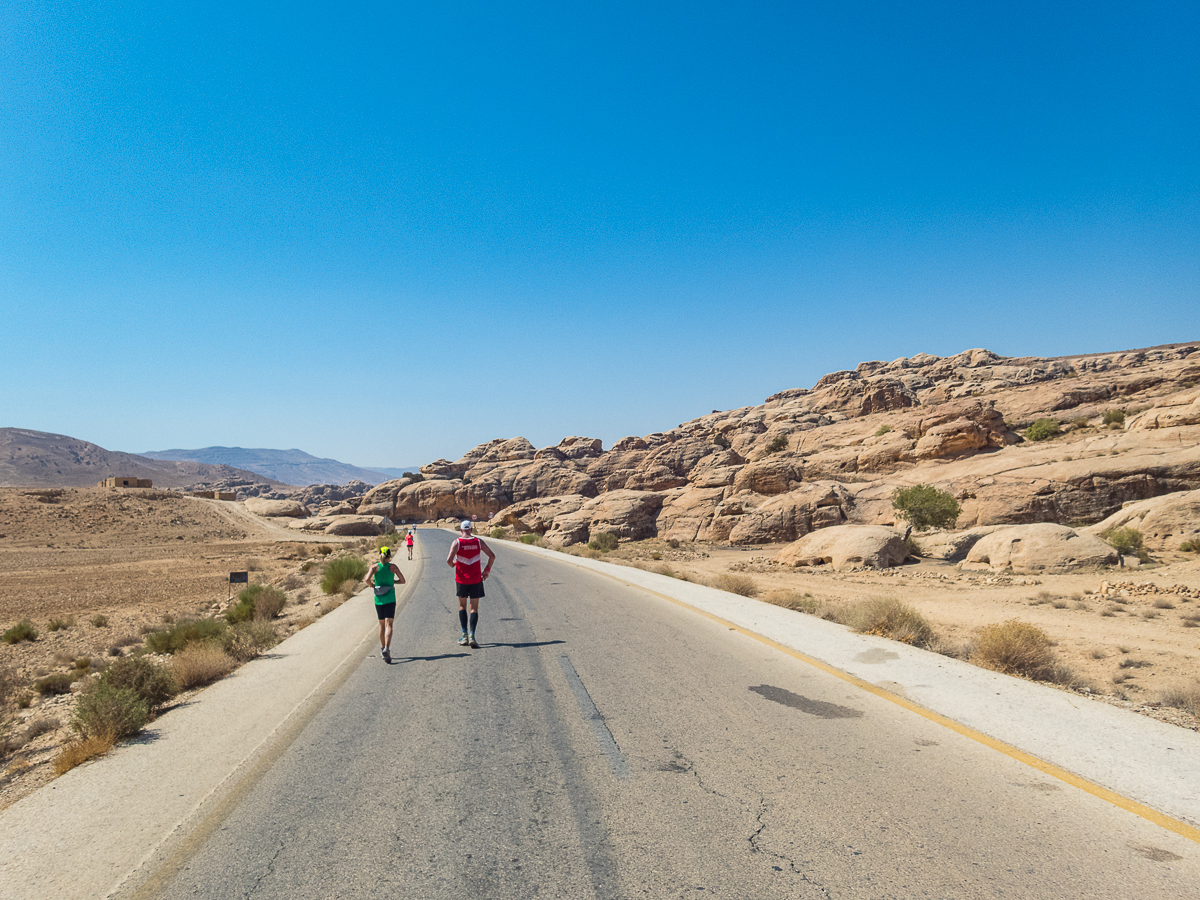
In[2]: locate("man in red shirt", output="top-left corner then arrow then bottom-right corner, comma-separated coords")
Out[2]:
446,520 -> 496,649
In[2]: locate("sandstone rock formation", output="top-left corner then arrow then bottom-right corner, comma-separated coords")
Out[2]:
244,498 -> 311,518
309,342 -> 1200,551
286,514 -> 394,536
963,524 -> 1118,573
774,525 -> 909,571
1084,489 -> 1200,552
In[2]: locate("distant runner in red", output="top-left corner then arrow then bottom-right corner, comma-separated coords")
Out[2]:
446,520 -> 496,649
405,529 -> 415,560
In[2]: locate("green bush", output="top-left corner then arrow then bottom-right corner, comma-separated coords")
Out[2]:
401,471 -> 424,483
35,673 -> 75,695
90,614 -> 109,628
588,532 -> 619,552
47,617 -> 74,632
100,656 -> 178,712
1102,408 -> 1126,427
765,435 -> 788,453
226,584 -> 287,623
874,424 -> 893,436
72,684 -> 148,741
1024,418 -> 1062,442
3,621 -> 38,644
320,555 -> 368,594
488,526 -> 506,539
1181,539 -> 1200,553
1103,526 -> 1148,561
891,484 -> 961,532
144,618 -> 226,654
519,533 -> 541,545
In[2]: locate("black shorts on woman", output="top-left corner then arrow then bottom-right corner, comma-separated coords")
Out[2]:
375,600 -> 396,619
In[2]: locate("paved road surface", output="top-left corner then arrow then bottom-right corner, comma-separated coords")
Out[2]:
141,531 -> 1200,899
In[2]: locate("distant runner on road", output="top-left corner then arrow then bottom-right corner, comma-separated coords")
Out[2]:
446,520 -> 495,649
365,545 -> 406,663
405,529 -> 415,560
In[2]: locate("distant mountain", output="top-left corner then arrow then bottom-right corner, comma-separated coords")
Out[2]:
140,447 -> 403,487
0,429 -> 281,489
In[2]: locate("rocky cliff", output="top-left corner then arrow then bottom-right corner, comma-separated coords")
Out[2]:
356,343 -> 1200,546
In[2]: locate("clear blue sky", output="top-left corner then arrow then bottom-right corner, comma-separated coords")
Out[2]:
2,1 -> 1196,470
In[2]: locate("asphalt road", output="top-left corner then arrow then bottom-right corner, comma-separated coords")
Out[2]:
143,531 -> 1200,899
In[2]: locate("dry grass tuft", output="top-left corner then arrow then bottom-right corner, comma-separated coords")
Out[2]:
709,573 -> 760,597
763,590 -> 821,614
172,643 -> 238,689
971,620 -> 1065,682
54,735 -> 115,775
1156,681 -> 1200,717
843,597 -> 937,648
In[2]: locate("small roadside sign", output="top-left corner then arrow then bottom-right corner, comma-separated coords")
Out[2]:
229,571 -> 249,602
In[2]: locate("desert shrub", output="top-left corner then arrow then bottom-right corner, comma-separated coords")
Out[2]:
1102,408 -> 1126,427
1156,682 -> 1200,717
0,665 -> 21,706
1024,418 -> 1061,442
145,618 -> 226,654
874,424 -> 893,436
100,656 -> 178,711
223,621 -> 279,662
172,643 -> 238,689
971,620 -> 1059,681
3,620 -> 38,644
519,533 -> 542,545
72,684 -> 147,741
402,471 -> 424,482
765,435 -> 789,453
320,555 -> 368,594
47,617 -> 74,632
1071,416 -> 1090,429
226,584 -> 287,623
588,532 -> 619,552
1102,526 -> 1148,561
488,527 -> 506,538
1180,539 -> 1200,553
713,433 -> 731,449
891,484 -> 961,532
90,614 -> 109,627
35,673 -> 75,695
764,590 -> 821,614
666,538 -> 680,549
709,573 -> 760,597
54,735 -> 115,774
845,598 -> 936,648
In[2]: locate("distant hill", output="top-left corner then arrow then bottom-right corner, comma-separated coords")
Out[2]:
0,429 -> 281,489
140,447 -> 407,487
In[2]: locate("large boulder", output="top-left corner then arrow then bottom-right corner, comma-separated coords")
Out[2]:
963,524 -> 1118,573
244,498 -> 311,518
914,526 -> 1001,561
1127,393 -> 1200,430
287,514 -> 393,535
1084,489 -> 1200,552
774,525 -> 909,570
543,490 -> 666,546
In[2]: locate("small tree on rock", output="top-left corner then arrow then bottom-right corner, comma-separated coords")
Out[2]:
891,484 -> 961,532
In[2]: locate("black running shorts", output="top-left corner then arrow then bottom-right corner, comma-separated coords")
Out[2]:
455,581 -> 485,599
375,601 -> 396,620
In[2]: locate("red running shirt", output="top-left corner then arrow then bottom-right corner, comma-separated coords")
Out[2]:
454,536 -> 483,584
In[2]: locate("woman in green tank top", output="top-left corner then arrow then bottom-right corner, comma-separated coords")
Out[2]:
365,546 -> 405,663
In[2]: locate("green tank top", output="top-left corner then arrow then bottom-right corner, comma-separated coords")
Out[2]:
375,561 -> 395,588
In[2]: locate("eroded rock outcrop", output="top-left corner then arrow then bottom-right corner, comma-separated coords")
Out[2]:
774,525 -> 909,570
963,524 -> 1118,573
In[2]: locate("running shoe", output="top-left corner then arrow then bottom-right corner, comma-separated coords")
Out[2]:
457,632 -> 469,646
468,633 -> 479,649
382,647 -> 391,663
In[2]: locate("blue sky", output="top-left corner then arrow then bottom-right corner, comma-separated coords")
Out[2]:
2,1 -> 1196,470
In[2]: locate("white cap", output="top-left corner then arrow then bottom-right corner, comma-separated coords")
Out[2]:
461,520 -> 473,531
